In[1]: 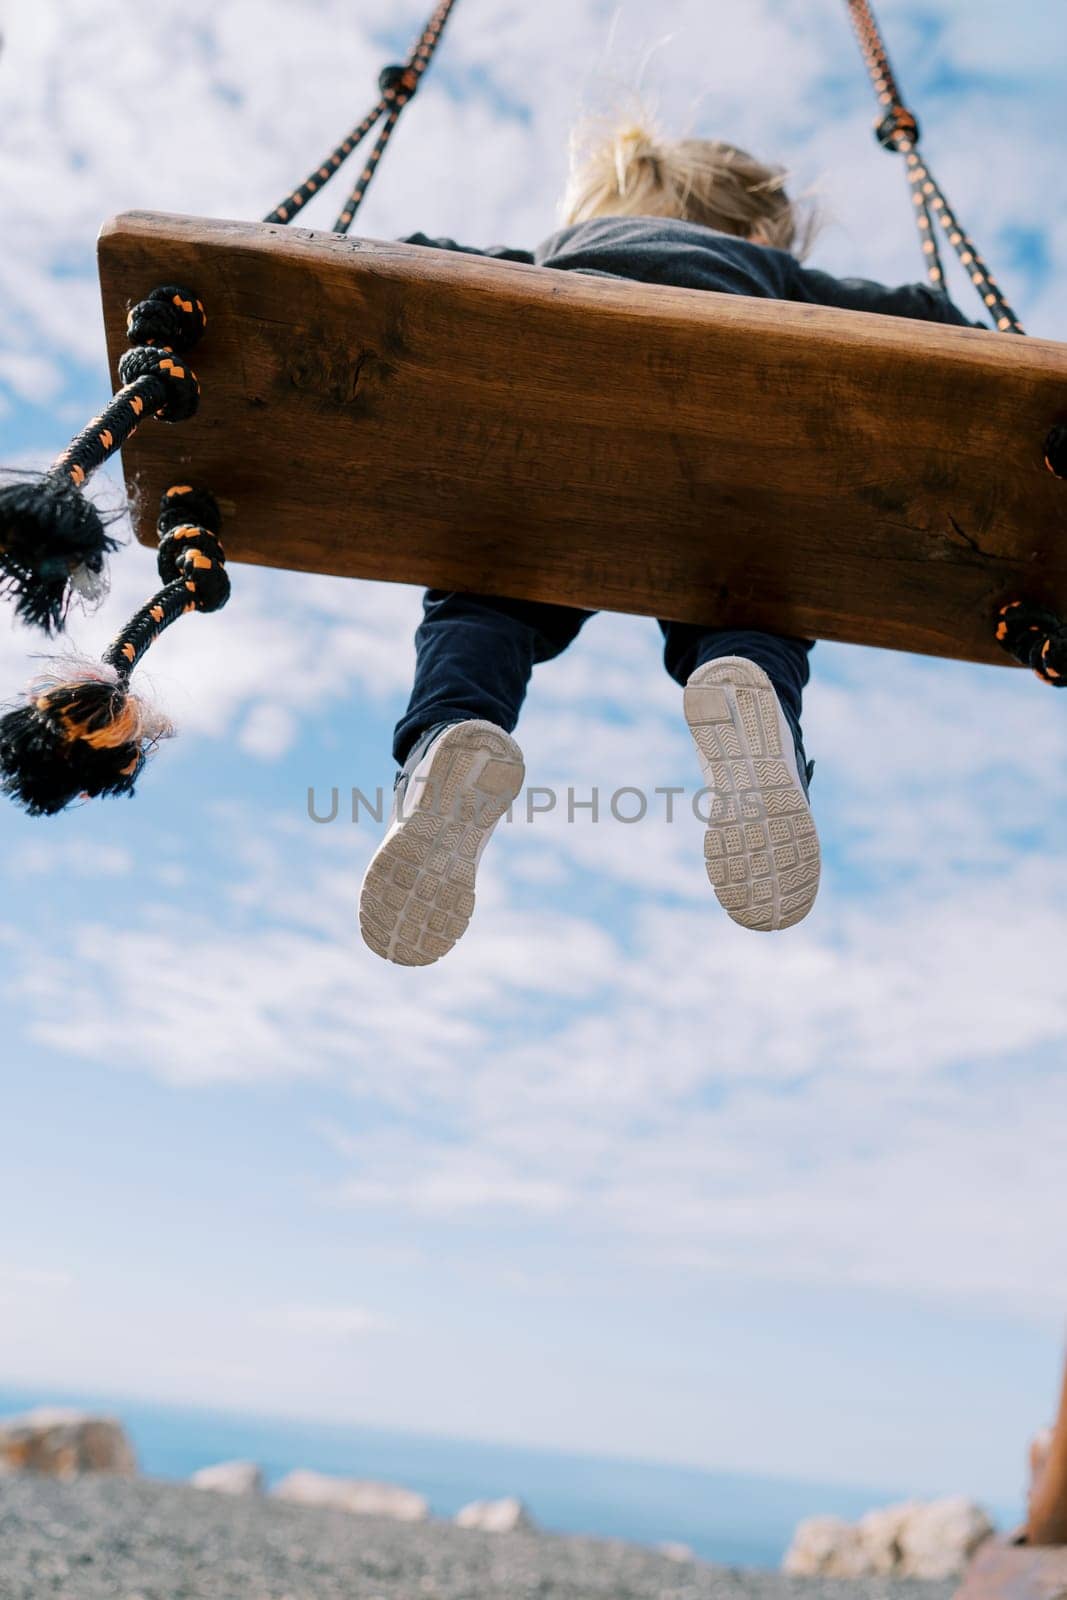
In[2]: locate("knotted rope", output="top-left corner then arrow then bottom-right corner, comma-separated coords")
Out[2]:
1045,425 -> 1067,482
0,486 -> 229,814
0,0 -> 458,645
845,0 -> 1024,334
0,287 -> 205,633
264,0 -> 459,234
844,0 -> 1067,679
0,3 -> 461,813
996,602 -> 1067,688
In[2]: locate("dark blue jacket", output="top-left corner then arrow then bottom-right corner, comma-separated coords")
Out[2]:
403,214 -> 980,327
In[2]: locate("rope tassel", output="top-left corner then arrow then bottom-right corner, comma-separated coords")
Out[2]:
0,287 -> 205,634
0,486 -> 230,815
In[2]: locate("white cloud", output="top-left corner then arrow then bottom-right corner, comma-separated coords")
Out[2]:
0,1265 -> 73,1295
266,1303 -> 388,1339
8,790 -> 1067,1316
5,839 -> 133,879
0,1264 -> 75,1323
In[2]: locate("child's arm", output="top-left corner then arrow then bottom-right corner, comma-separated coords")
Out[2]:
792,264 -> 984,328
400,232 -> 535,264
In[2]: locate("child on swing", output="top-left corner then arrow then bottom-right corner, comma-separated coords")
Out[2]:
360,122 -> 978,966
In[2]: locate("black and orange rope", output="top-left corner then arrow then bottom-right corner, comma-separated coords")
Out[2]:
0,3 -> 457,645
996,602 -> 1067,687
844,0 -> 1067,680
0,1 -> 464,814
0,487 -> 230,814
264,100 -> 391,227
264,0 -> 460,234
0,286 -> 205,633
1045,424 -> 1067,482
845,0 -> 1024,334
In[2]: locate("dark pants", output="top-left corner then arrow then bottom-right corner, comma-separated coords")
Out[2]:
394,591 -> 814,766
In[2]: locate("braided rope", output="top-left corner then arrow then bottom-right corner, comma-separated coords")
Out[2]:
264,0 -> 460,234
334,105 -> 404,232
103,486 -> 230,682
51,349 -> 199,495
0,487 -> 230,814
264,99 -> 389,226
52,288 -> 206,490
0,287 -> 206,633
996,602 -> 1067,687
844,0 -> 1024,334
841,0 -> 1067,682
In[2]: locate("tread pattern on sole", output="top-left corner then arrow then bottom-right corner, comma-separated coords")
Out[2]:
684,658 -> 820,932
359,722 -> 524,966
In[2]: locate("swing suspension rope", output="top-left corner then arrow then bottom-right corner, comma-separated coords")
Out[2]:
0,0 -> 463,814
844,0 -> 1025,336
0,0 -> 460,645
264,0 -> 460,234
845,0 -> 1067,684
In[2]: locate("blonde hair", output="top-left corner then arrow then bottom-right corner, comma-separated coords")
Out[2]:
562,121 -> 816,258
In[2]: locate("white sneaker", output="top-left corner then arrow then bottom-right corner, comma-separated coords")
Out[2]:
359,719 -> 525,966
683,657 -> 820,931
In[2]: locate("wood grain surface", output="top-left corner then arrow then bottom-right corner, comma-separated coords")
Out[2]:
98,211 -> 1067,667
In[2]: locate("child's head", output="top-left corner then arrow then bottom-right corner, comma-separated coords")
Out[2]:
561,121 -> 813,257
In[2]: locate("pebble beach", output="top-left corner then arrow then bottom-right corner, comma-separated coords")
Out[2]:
0,1472 -> 962,1600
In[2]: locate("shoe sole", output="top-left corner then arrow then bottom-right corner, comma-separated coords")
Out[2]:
684,658 -> 820,931
359,721 -> 525,966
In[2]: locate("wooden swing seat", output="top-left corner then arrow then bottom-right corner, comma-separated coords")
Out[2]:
98,211 -> 1067,667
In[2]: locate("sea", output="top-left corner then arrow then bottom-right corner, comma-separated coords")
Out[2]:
0,1385 -> 1018,1568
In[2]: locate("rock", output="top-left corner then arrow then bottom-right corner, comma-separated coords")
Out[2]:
189,1460 -> 263,1496
893,1497 -> 996,1579
0,1409 -> 136,1478
455,1496 -> 534,1533
857,1504 -> 914,1576
273,1469 -> 428,1522
657,1542 -> 695,1563
783,1497 -> 995,1579
782,1514 -> 868,1578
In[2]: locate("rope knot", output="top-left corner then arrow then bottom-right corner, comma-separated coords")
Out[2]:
156,487 -> 230,611
1045,425 -> 1067,480
125,285 -> 207,352
0,484 -> 230,814
875,105 -> 920,151
996,601 -> 1067,686
379,63 -> 419,98
0,669 -> 171,815
117,345 -> 201,422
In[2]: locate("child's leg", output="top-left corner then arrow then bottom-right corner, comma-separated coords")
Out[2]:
660,623 -> 814,777
393,590 -> 593,764
660,622 -> 819,932
363,591 -> 592,967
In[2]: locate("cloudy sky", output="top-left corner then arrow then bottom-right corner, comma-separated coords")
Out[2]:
1,0 -> 1065,1509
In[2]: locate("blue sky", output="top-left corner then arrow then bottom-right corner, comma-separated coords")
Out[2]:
1,0 -> 1066,1513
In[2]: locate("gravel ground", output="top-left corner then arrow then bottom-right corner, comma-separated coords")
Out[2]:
0,1474 -> 960,1600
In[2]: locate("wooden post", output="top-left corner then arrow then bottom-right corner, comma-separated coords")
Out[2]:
1028,1356 -> 1067,1545
955,1352 -> 1067,1600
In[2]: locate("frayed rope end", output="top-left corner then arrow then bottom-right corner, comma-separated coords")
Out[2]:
0,475 -> 119,634
0,666 -> 172,816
